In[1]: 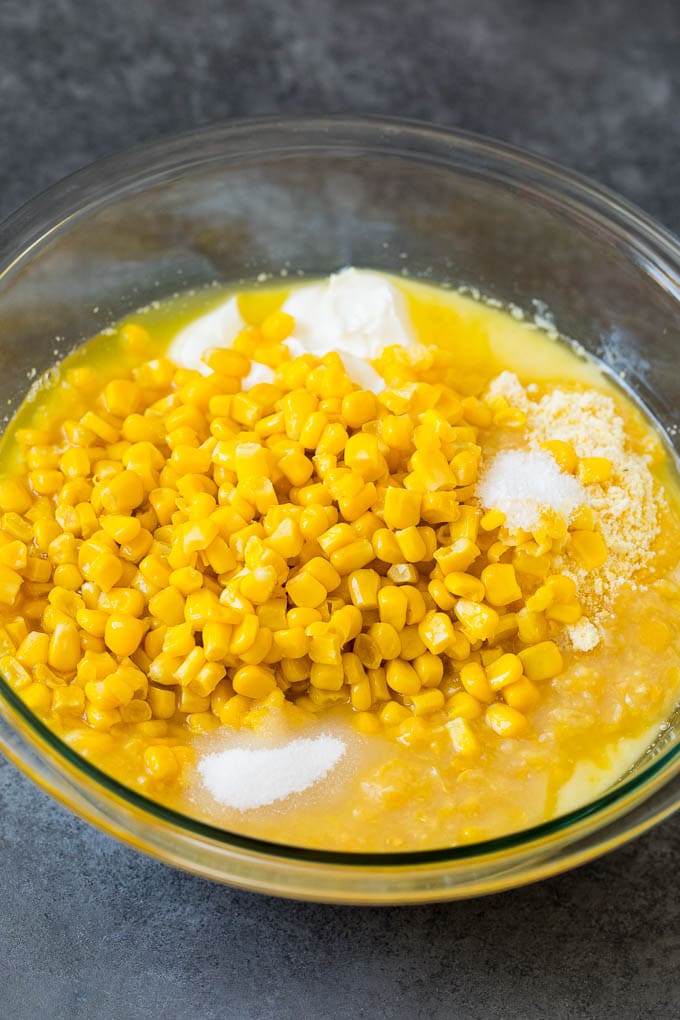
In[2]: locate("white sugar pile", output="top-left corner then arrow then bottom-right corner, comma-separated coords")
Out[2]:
477,448 -> 586,531
197,734 -> 346,811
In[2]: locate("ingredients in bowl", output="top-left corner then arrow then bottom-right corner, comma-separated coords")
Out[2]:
1,269 -> 679,852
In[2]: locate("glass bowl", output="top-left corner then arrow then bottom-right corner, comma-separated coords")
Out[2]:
1,115 -> 680,904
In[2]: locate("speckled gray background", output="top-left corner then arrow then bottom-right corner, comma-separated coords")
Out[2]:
1,1 -> 680,1017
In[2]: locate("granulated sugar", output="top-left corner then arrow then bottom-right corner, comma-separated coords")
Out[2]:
197,734 -> 346,811
477,448 -> 586,531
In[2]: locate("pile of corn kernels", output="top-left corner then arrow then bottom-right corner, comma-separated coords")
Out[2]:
0,310 -> 611,765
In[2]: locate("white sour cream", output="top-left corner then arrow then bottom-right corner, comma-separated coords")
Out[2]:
168,267 -> 417,392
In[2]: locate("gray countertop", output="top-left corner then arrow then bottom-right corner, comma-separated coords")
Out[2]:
1,1 -> 680,1017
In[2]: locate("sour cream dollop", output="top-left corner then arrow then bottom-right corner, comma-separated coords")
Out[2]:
168,267 -> 417,392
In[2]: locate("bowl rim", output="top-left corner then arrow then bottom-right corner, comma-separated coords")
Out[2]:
2,112 -> 680,877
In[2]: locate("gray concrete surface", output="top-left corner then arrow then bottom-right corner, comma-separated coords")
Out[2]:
1,1 -> 680,1016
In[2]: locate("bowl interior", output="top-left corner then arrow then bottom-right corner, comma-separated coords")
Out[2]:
1,118 -> 680,891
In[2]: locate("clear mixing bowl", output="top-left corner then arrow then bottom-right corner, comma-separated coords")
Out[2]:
1,116 -> 680,903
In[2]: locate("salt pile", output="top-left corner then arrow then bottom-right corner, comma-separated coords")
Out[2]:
477,448 -> 586,531
197,734 -> 346,811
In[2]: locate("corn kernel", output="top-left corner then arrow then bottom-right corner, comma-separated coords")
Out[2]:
454,599 -> 499,643
330,539 -> 374,574
371,528 -> 403,564
418,611 -> 455,655
144,745 -> 179,781
568,530 -> 608,570
380,701 -> 412,727
0,564 -> 22,605
485,703 -> 528,737
0,479 -> 32,514
287,572 -> 327,609
444,571 -> 485,601
383,487 -> 421,530
231,665 -> 277,697
578,456 -> 612,484
517,608 -> 549,644
148,684 -> 176,720
353,633 -> 383,670
447,690 -> 483,720
446,717 -> 479,755
459,661 -> 494,703
16,631 -> 49,668
368,622 -> 401,661
52,686 -> 86,716
309,662 -> 345,691
518,641 -> 564,681
486,652 -> 523,691
309,629 -> 343,666
348,569 -> 381,610
394,526 -> 427,563
437,539 -> 479,575
378,585 -> 409,630
481,563 -> 522,606
385,659 -> 421,695
48,621 -> 81,673
410,689 -> 445,716
541,440 -> 577,474
503,675 -> 540,712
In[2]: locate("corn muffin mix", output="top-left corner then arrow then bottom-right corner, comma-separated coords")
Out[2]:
1,270 -> 679,851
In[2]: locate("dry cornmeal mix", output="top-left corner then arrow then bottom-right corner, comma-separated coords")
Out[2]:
1,268 -> 680,851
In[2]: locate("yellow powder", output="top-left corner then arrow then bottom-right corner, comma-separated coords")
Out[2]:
487,374 -> 662,636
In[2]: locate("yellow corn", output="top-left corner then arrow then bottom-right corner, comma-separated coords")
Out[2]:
330,539 -> 374,574
48,622 -> 81,673
444,571 -> 485,601
518,641 -> 564,681
0,478 -> 32,514
231,664 -> 276,699
385,659 -> 421,695
380,701 -> 412,727
378,585 -> 409,630
503,676 -> 540,712
0,565 -> 22,606
286,571 -> 327,609
516,607 -> 549,644
367,622 -> 401,661
454,600 -> 499,642
541,440 -> 577,474
447,690 -> 483,720
147,684 -> 176,720
143,745 -> 179,781
459,661 -> 494,703
0,306 -> 630,772
481,563 -> 522,606
52,686 -> 86,716
410,689 -> 445,716
412,652 -> 444,688
310,662 -> 345,691
383,487 -> 421,530
485,703 -> 528,738
568,530 -> 608,570
578,456 -> 612,484
348,569 -> 381,610
418,611 -> 455,655
446,717 -> 479,755
486,652 -> 523,691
